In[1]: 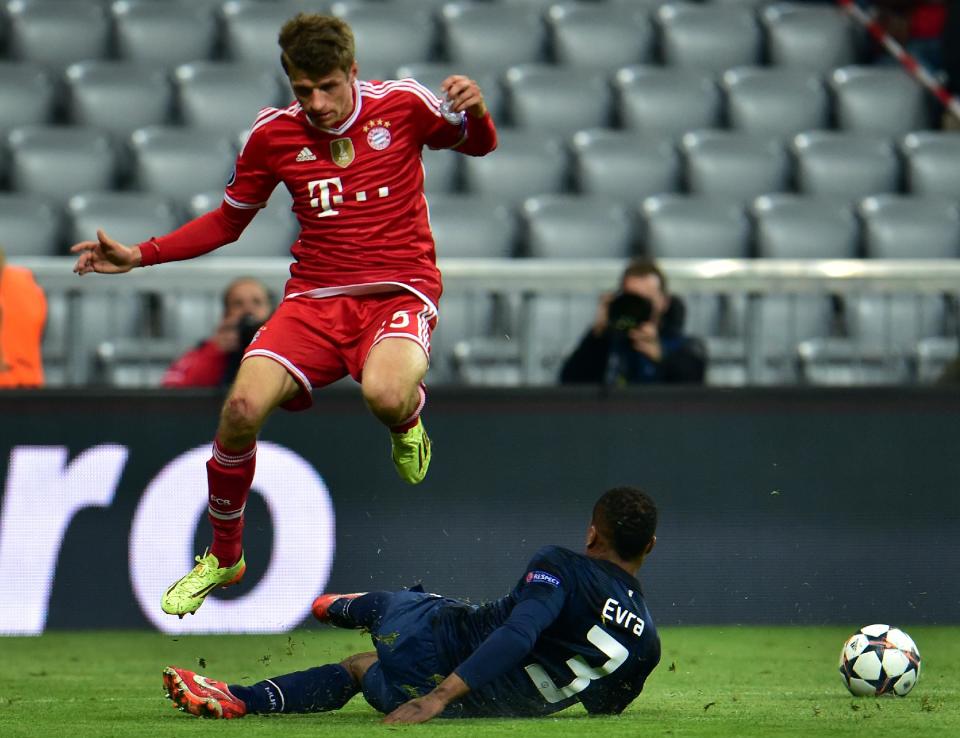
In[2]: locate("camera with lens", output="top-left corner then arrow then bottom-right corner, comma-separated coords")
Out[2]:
236,313 -> 264,348
607,293 -> 654,333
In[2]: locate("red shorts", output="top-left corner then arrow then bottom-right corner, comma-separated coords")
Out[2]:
243,290 -> 437,411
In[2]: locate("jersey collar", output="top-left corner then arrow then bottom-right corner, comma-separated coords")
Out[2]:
303,79 -> 363,135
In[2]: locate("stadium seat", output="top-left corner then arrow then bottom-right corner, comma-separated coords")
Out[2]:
639,195 -> 749,258
680,130 -> 790,200
427,194 -> 517,258
65,192 -> 180,251
222,1 -> 330,71
64,62 -> 174,136
858,195 -> 960,259
0,193 -> 63,256
431,291 -> 506,385
844,293 -> 947,354
721,67 -> 829,137
797,337 -> 912,386
570,129 -> 681,203
330,2 -> 436,75
174,62 -> 284,131
613,66 -> 721,136
184,189 -> 298,258
395,62 -> 503,121
915,336 -> 958,384
547,2 -> 654,70
760,2 -> 857,71
421,146 -> 460,194
901,131 -> 960,198
829,66 -> 930,136
520,195 -> 634,259
655,3 -> 761,69
502,65 -> 613,135
524,292 -> 607,384
751,195 -> 860,259
460,130 -> 568,200
7,126 -> 117,201
5,0 -> 109,69
0,63 -> 55,128
112,0 -> 218,67
439,3 -> 548,71
128,127 -> 237,199
791,131 -> 899,199
755,293 -> 839,382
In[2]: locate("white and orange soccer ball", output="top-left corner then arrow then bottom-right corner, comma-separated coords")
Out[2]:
838,624 -> 921,697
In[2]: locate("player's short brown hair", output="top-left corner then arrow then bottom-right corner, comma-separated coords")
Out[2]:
278,13 -> 355,78
592,486 -> 658,561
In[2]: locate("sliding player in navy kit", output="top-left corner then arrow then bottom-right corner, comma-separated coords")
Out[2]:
163,486 -> 661,724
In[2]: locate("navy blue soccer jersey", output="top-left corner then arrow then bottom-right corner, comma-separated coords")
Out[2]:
433,545 -> 660,717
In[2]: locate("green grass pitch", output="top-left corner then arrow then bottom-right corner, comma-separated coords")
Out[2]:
1,626 -> 958,738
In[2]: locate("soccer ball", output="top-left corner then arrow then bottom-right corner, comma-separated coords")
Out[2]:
838,624 -> 921,697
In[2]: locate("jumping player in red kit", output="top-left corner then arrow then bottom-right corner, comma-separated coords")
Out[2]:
70,13 -> 498,618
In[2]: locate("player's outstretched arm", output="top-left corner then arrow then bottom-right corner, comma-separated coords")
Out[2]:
71,229 -> 141,276
382,672 -> 470,725
440,74 -> 487,119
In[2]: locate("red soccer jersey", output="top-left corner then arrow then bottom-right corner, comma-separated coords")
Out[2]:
224,78 -> 496,309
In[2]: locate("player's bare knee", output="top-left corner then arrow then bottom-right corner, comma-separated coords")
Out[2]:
361,380 -> 410,419
220,393 -> 264,440
340,652 -> 377,683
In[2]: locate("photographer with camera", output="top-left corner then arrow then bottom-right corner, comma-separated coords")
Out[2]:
559,259 -> 706,386
162,277 -> 274,388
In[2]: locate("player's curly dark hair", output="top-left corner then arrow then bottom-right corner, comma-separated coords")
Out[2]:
592,486 -> 658,561
278,13 -> 355,78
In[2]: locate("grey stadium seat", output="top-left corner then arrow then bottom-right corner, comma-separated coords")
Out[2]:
521,195 -> 634,259
791,131 -> 899,199
547,2 -> 654,70
5,0 -> 109,69
64,62 -> 174,136
427,194 -> 517,258
655,3 -> 761,69
721,67 -> 829,137
680,130 -> 790,200
751,195 -> 859,259
0,63 -> 55,128
112,0 -> 219,67
858,195 -> 960,259
901,132 -> 960,198
503,65 -> 613,136
395,62 -> 503,121
639,195 -> 749,258
128,127 -> 237,199
460,130 -> 568,201
174,62 -> 283,131
570,129 -> 681,203
0,194 -> 63,256
614,66 -> 721,137
65,192 -> 180,250
440,3 -> 548,71
844,293 -> 947,353
421,146 -> 460,194
7,126 -> 116,201
222,1 -> 330,71
761,3 -> 857,71
185,190 -> 298,258
331,2 -> 436,74
829,66 -> 929,136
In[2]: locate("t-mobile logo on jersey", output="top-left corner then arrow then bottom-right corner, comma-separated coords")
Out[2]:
308,178 -> 389,218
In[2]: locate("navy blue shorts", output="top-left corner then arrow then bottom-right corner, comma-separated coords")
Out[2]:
360,590 -> 461,714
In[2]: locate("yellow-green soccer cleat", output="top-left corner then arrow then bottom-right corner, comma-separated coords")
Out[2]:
390,418 -> 431,484
161,550 -> 246,618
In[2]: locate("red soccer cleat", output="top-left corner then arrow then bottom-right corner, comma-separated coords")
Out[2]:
163,666 -> 247,719
311,592 -> 366,622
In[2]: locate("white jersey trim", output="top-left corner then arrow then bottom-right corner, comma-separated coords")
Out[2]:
360,78 -> 446,119
223,193 -> 267,210
285,281 -> 439,317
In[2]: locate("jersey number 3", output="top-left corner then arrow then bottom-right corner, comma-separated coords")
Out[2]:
524,626 -> 629,703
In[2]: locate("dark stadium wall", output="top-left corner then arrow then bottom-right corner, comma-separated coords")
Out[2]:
0,387 -> 958,634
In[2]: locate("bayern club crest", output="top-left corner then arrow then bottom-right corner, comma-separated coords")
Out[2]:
364,118 -> 392,151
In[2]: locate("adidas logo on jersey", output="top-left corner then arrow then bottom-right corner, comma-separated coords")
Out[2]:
296,147 -> 317,162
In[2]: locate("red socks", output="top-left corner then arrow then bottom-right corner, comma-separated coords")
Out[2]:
206,439 -> 256,568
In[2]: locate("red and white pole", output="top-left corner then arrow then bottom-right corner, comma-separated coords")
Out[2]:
836,0 -> 960,121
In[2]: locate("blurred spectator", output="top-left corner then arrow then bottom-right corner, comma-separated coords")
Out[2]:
0,247 -> 47,388
560,258 -> 706,386
869,1 -> 946,71
943,0 -> 960,128
161,276 -> 273,388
